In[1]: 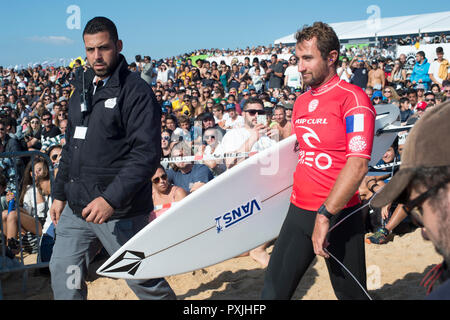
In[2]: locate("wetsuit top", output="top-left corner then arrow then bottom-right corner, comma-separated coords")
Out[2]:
291,74 -> 376,211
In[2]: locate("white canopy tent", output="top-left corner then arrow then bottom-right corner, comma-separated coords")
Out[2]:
274,11 -> 450,44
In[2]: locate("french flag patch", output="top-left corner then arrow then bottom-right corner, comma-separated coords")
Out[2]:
346,114 -> 364,133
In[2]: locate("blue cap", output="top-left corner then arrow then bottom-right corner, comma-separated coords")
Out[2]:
226,103 -> 236,110
163,101 -> 172,107
270,97 -> 278,103
242,89 -> 249,94
372,91 -> 383,98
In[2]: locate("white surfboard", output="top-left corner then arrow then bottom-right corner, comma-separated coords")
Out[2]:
97,105 -> 400,280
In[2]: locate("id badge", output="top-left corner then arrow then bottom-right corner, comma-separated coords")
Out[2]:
74,126 -> 88,140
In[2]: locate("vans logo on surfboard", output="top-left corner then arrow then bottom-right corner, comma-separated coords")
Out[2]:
215,199 -> 262,234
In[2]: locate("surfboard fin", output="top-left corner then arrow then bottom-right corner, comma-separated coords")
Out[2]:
97,250 -> 145,276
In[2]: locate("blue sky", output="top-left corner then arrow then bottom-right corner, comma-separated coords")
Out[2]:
1,0 -> 449,68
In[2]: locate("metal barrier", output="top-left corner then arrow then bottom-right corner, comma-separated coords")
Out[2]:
0,151 -> 55,299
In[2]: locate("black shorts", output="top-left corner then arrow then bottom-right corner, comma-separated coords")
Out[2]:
261,203 -> 368,300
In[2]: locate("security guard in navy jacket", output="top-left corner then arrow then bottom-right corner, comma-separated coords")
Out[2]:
53,53 -> 161,220
49,16 -> 175,300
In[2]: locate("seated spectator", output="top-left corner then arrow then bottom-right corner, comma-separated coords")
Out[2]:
173,115 -> 193,146
1,156 -> 52,254
200,127 -> 226,176
161,129 -> 174,161
424,91 -> 436,108
40,110 -> 61,142
165,114 -> 177,132
436,92 -> 447,105
269,106 -> 291,140
399,97 -> 413,124
47,144 -> 62,175
167,142 -> 214,194
223,103 -> 244,130
212,104 -> 226,129
149,165 -> 187,223
371,90 -> 383,105
35,173 -> 55,263
383,86 -> 400,105
406,101 -> 428,125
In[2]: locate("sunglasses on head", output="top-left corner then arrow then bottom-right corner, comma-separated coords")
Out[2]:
245,109 -> 265,116
152,173 -> 167,184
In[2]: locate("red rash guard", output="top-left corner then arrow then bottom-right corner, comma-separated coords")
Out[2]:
291,75 -> 376,211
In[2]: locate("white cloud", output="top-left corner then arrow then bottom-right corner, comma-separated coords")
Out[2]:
27,36 -> 75,45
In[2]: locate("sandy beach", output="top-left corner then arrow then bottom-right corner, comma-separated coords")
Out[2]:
1,228 -> 442,300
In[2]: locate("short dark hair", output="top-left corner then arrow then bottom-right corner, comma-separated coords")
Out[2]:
416,51 -> 425,59
399,97 -> 409,104
42,110 -> 52,118
295,21 -> 340,67
407,88 -> 418,96
243,97 -> 264,111
83,17 -> 118,43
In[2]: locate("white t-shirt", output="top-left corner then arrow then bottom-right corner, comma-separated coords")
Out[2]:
224,115 -> 244,130
23,186 -> 52,234
337,67 -> 353,83
429,59 -> 450,85
157,69 -> 169,83
284,65 -> 302,88
214,127 -> 276,155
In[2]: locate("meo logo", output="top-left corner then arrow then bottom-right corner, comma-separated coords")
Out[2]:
215,199 -> 262,233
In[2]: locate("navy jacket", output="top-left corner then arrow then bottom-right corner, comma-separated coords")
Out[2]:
53,54 -> 162,219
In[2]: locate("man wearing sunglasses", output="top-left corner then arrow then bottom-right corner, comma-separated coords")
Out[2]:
215,97 -> 277,170
372,101 -> 450,299
40,110 -> 61,142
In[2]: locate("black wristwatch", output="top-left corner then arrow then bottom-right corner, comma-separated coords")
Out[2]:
317,204 -> 334,220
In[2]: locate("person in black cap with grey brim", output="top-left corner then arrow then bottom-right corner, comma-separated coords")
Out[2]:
372,100 -> 450,299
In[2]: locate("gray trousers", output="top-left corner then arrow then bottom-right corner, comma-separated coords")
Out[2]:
49,205 -> 176,300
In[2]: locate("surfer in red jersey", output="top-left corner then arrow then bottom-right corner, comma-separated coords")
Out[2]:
262,22 -> 375,300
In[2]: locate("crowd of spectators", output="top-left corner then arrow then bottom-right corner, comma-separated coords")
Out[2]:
0,37 -> 449,263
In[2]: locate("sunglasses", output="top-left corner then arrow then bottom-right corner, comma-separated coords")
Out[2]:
161,136 -> 170,141
425,99 -> 435,102
152,173 -> 168,184
31,121 -> 39,124
384,90 -> 391,93
51,154 -> 60,161
204,135 -> 215,140
402,180 -> 449,228
245,109 -> 265,116
42,118 -> 51,121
